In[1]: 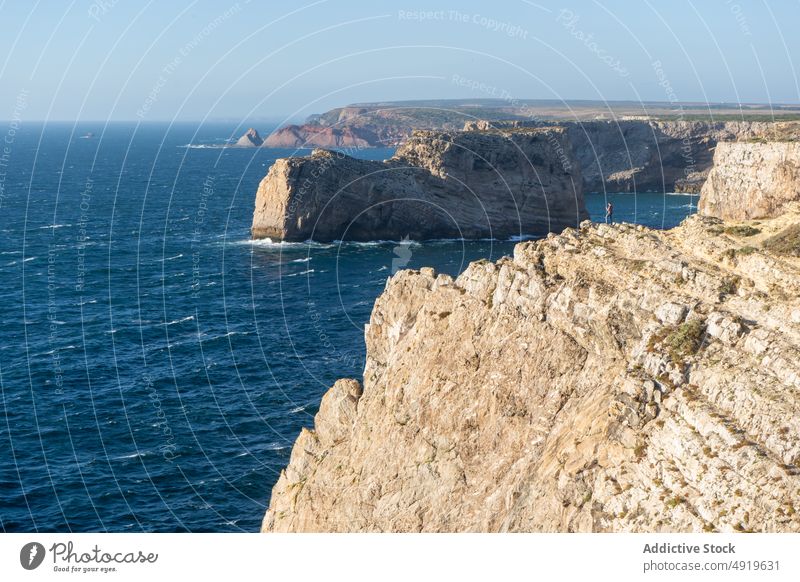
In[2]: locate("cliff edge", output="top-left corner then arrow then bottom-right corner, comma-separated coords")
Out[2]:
263,206 -> 800,532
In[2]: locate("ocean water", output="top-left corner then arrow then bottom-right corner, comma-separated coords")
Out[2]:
0,123 -> 699,532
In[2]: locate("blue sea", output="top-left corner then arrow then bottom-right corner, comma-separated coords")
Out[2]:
0,123 -> 699,532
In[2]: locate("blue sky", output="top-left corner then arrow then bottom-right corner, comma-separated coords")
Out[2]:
1,0 -> 798,122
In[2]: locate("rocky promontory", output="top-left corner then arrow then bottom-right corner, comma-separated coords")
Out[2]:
699,141 -> 800,220
251,127 -> 587,242
263,124 -> 377,148
263,204 -> 800,532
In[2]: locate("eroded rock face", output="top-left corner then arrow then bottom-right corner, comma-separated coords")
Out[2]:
263,207 -> 800,532
251,128 -> 587,241
699,141 -> 800,220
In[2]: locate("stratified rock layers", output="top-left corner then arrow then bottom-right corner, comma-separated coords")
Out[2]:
263,208 -> 800,532
699,141 -> 800,220
251,128 -> 587,242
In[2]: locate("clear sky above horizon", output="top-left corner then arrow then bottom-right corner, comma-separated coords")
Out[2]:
1,0 -> 798,123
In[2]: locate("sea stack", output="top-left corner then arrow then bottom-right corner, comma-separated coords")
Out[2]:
236,128 -> 263,147
263,125 -> 377,148
251,127 -> 587,242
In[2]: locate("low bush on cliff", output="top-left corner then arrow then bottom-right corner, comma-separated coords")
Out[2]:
763,224 -> 800,257
723,225 -> 761,237
648,319 -> 707,363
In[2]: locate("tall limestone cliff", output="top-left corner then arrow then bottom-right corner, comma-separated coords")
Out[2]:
465,119 -> 799,193
699,141 -> 800,220
251,128 -> 587,242
263,205 -> 800,532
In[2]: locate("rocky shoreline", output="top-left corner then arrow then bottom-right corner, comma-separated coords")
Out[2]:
241,106 -> 800,194
249,121 -> 800,243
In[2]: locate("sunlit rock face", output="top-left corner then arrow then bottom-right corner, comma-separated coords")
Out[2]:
263,206 -> 800,533
700,141 -> 800,220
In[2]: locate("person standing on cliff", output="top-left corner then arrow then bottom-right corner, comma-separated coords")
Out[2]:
605,201 -> 614,224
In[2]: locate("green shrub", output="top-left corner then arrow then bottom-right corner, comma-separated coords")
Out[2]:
648,319 -> 707,363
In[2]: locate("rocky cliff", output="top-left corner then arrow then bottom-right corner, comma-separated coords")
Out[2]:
465,119 -> 799,193
567,120 -> 769,193
251,127 -> 587,242
699,141 -> 800,220
257,101 -> 800,195
263,205 -> 800,532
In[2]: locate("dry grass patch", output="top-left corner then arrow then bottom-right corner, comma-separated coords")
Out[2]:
763,224 -> 800,257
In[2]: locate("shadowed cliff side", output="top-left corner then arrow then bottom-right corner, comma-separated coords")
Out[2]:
465,119 -> 800,193
262,205 -> 800,532
251,127 -> 587,242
